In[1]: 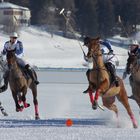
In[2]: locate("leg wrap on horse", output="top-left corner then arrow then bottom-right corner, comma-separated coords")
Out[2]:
88,90 -> 94,103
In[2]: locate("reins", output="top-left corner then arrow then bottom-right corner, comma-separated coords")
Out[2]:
89,46 -> 107,88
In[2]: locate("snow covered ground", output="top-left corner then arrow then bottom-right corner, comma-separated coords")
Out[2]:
0,26 -> 139,139
0,70 -> 140,140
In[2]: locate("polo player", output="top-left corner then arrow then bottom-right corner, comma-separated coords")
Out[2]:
0,32 -> 39,93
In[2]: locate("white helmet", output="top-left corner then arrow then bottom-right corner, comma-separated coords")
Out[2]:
10,32 -> 18,38
131,40 -> 139,45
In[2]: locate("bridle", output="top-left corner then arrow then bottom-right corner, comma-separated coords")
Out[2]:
87,41 -> 106,71
6,50 -> 17,71
87,40 -> 107,87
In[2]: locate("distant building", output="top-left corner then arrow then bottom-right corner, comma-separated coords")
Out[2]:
0,2 -> 31,27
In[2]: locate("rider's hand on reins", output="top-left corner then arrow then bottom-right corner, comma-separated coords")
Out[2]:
108,49 -> 114,55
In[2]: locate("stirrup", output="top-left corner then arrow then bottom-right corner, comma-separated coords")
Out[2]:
83,88 -> 89,94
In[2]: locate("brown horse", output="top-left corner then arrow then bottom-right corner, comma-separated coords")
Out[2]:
6,50 -> 40,120
86,37 -> 137,128
127,53 -> 140,109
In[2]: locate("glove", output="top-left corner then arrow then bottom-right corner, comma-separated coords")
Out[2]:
108,49 -> 113,55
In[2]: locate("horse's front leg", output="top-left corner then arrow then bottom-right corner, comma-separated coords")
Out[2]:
11,91 -> 23,112
88,89 -> 94,104
88,85 -> 98,110
92,79 -> 109,109
31,85 -> 40,120
0,101 -> 8,116
22,86 -> 30,108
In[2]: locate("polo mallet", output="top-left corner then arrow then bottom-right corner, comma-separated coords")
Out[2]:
59,8 -> 86,56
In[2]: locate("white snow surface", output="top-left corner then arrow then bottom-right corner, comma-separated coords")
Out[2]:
0,70 -> 139,140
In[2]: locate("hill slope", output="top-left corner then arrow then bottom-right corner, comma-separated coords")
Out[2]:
0,26 -> 128,68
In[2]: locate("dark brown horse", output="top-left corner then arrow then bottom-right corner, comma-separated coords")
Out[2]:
86,37 -> 137,128
6,50 -> 40,120
127,53 -> 140,109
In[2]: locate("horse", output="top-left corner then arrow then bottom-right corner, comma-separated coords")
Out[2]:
0,53 -> 8,116
6,50 -> 40,120
85,37 -> 137,128
127,53 -> 140,110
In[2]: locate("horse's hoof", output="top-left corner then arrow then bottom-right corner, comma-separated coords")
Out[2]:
35,115 -> 40,120
16,106 -> 24,112
133,124 -> 138,129
92,101 -> 98,110
2,111 -> 8,116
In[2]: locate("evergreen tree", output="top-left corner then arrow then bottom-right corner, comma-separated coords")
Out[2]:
75,0 -> 99,37
120,0 -> 140,35
3,0 -> 140,37
97,0 -> 115,37
5,0 -> 30,7
30,0 -> 45,24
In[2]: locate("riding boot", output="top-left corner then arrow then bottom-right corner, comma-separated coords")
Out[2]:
0,70 -> 9,93
105,62 -> 119,87
110,71 -> 119,87
25,65 -> 39,85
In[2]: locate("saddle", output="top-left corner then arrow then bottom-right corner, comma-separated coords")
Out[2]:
105,62 -> 119,87
102,71 -> 120,97
18,64 -> 36,81
99,63 -> 120,97
18,65 -> 30,80
17,63 -> 39,85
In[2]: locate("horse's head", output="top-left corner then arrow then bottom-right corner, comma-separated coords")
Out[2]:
128,52 -> 140,73
6,50 -> 17,69
86,37 -> 101,61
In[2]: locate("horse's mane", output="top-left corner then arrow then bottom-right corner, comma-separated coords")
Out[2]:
89,37 -> 100,47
